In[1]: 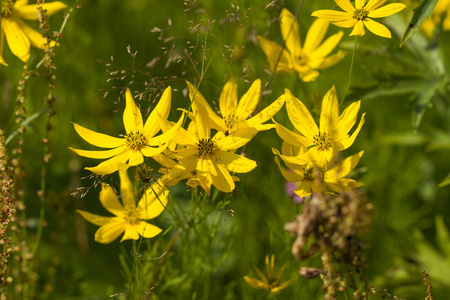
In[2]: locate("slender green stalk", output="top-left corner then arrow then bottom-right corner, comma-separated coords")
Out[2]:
341,36 -> 358,105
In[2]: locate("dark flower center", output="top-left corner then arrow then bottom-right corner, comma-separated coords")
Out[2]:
353,8 -> 368,21
197,138 -> 216,157
125,130 -> 147,151
1,0 -> 13,17
313,131 -> 332,151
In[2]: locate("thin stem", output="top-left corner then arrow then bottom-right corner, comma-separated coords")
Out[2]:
341,35 -> 358,105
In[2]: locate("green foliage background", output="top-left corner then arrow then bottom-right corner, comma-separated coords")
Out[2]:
1,0 -> 450,299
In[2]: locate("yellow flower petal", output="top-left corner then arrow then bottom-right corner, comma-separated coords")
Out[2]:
68,145 -> 127,159
336,100 -> 361,141
350,20 -> 365,36
337,112 -> 366,150
1,26 -> 8,66
273,156 -> 303,182
216,151 -> 257,173
335,0 -> 356,13
127,150 -> 144,166
325,151 -> 364,180
364,18 -> 391,38
355,0 -> 366,9
72,122 -> 125,148
257,36 -> 294,73
138,181 -> 169,219
13,17 -> 54,49
95,219 -> 127,244
210,161 -> 235,193
294,182 -> 312,198
244,276 -> 267,290
118,164 -> 136,209
85,151 -> 130,175
14,2 -> 67,20
247,93 -> 285,128
186,81 -> 227,132
280,9 -> 302,57
285,89 -> 318,139
123,89 -> 144,133
309,31 -> 344,60
364,0 -> 388,12
215,127 -> 257,150
332,18 -> 358,28
76,210 -> 112,226
99,183 -> 125,216
303,19 -> 329,53
274,121 -> 312,147
135,221 -> 162,239
319,86 -> 339,133
219,77 -> 238,122
146,112 -> 184,147
143,86 -> 172,137
3,16 -> 30,62
272,148 -> 309,168
121,225 -> 140,241
311,10 -> 352,22
311,50 -> 346,69
235,79 -> 261,121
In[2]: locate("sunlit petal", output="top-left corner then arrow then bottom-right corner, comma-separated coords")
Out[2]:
337,113 -> 366,150
95,219 -> 126,244
319,86 -> 339,133
364,0 -> 388,12
247,93 -> 285,127
76,210 -> 112,226
85,151 -> 130,175
68,145 -> 127,159
236,79 -> 261,120
273,156 -> 303,182
123,89 -> 143,133
308,31 -> 344,60
350,20 -> 365,36
138,181 -> 169,219
332,18 -> 358,28
215,127 -> 257,150
210,161 -> 234,193
14,17 -> 53,49
355,0 -> 366,9
216,151 -> 256,173
336,100 -> 361,140
14,2 -> 67,20
285,89 -> 318,138
303,19 -> 329,53
257,36 -> 294,73
118,164 -> 135,209
280,9 -> 302,57
3,16 -> 30,62
143,86 -> 172,137
364,18 -> 391,38
135,221 -> 162,239
274,121 -> 313,147
99,183 -> 125,216
73,123 -> 124,148
121,225 -> 140,241
219,77 -> 238,122
311,10 -> 352,22
335,0 -> 355,13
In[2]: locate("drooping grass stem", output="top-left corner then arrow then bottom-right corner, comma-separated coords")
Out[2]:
341,35 -> 358,105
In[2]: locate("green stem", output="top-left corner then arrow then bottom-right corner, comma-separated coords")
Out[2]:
341,35 -> 358,105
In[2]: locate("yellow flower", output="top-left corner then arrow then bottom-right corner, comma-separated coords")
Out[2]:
186,78 -> 285,135
274,146 -> 364,198
244,255 -> 292,294
69,87 -> 184,175
312,0 -> 406,38
77,164 -> 167,244
0,0 -> 67,65
159,90 -> 258,193
274,87 -> 365,168
420,0 -> 450,37
257,8 -> 345,82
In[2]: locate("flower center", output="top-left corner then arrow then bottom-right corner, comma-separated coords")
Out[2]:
313,131 -> 332,151
224,114 -> 235,129
125,130 -> 147,151
303,167 -> 314,182
353,8 -> 368,21
1,0 -> 13,17
124,208 -> 140,225
197,138 -> 216,157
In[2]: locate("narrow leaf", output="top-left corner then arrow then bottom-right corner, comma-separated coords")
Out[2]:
400,0 -> 439,47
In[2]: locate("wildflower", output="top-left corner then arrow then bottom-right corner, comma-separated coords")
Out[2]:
77,164 -> 167,244
312,0 -> 406,38
244,255 -> 292,294
0,0 -> 67,65
274,87 -> 365,168
69,87 -> 183,175
257,8 -> 345,82
159,98 -> 258,194
274,149 -> 364,198
186,78 -> 284,135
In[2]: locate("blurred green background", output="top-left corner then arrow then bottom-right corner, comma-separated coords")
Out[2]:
1,0 -> 450,299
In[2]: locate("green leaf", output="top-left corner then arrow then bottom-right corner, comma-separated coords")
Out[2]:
400,0 -> 439,47
438,173 -> 450,188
